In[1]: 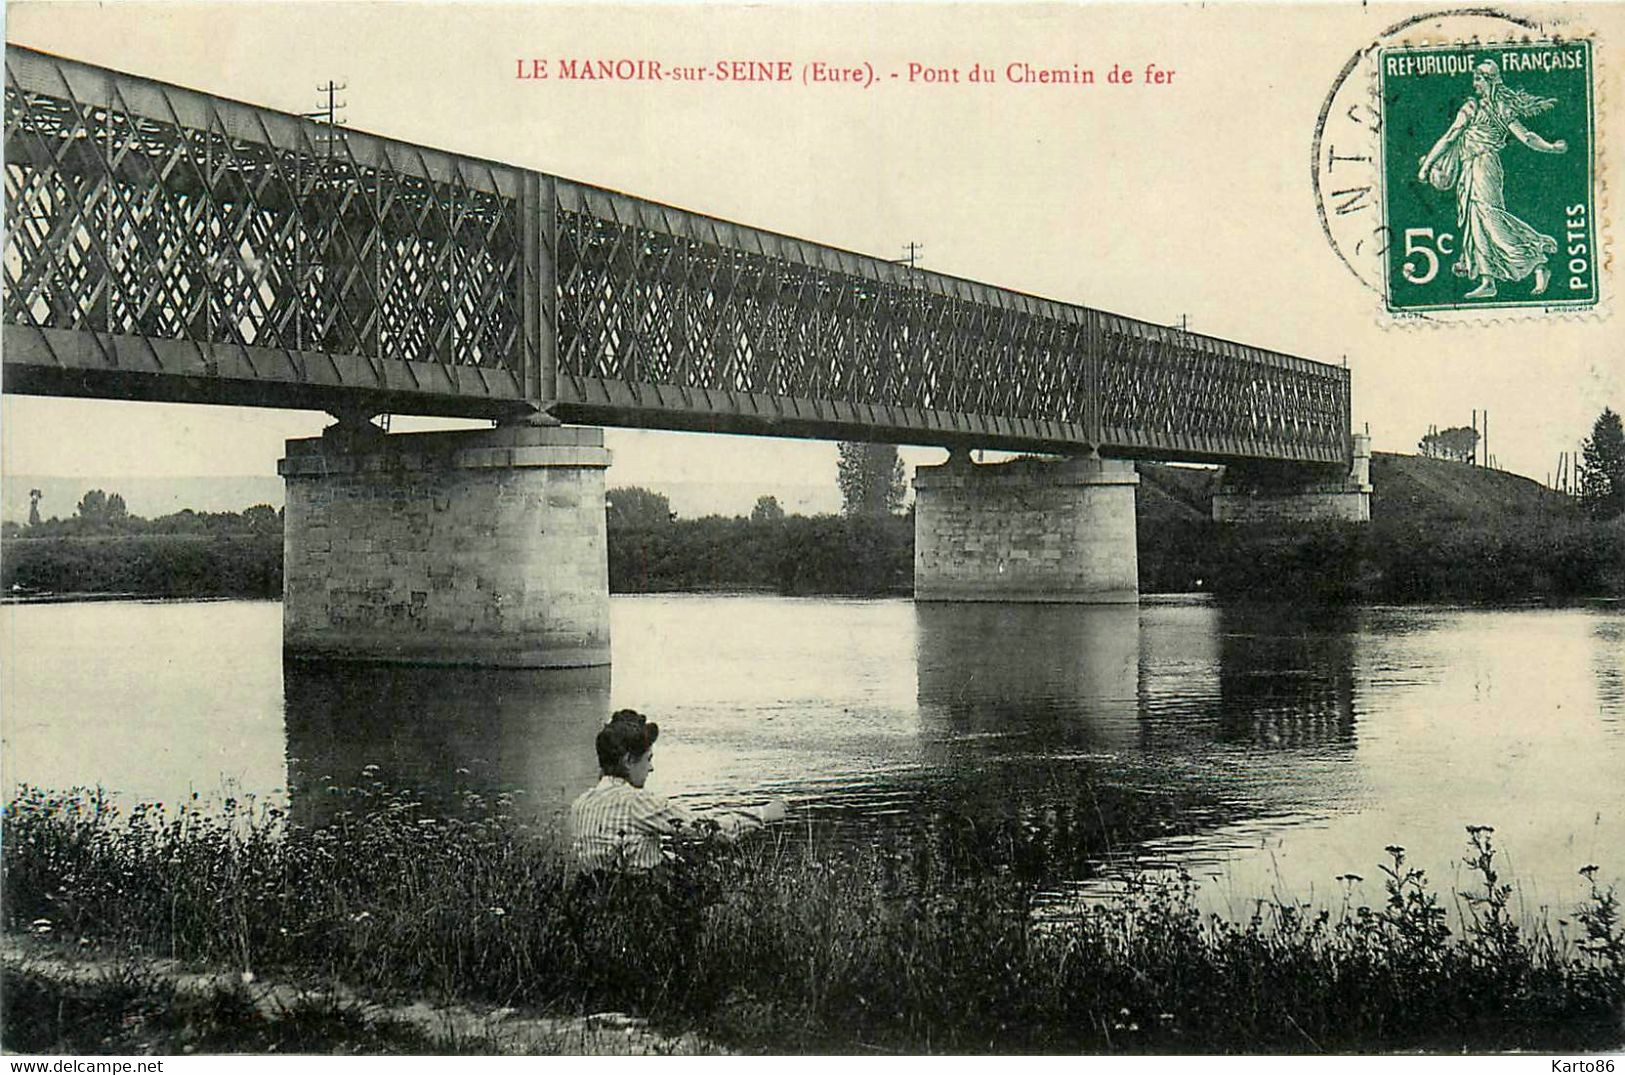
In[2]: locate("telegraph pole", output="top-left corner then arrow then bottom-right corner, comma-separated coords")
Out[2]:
304,80 -> 348,157
893,242 -> 924,268
295,81 -> 346,351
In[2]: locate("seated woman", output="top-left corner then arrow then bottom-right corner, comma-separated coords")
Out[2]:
568,709 -> 788,873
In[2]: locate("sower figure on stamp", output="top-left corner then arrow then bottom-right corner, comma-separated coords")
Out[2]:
1417,59 -> 1568,299
568,709 -> 789,876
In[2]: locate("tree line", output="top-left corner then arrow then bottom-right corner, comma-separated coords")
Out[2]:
7,490 -> 282,539
3,492 -> 285,598
605,439 -> 912,594
5,411 -> 1621,602
1418,425 -> 1479,464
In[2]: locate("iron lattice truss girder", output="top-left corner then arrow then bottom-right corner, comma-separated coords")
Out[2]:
3,46 -> 536,417
4,45 -> 1350,464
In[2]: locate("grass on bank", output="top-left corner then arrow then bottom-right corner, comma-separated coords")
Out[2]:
4,786 -> 1623,1054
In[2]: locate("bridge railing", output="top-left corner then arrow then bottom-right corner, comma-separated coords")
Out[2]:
4,45 -> 1350,463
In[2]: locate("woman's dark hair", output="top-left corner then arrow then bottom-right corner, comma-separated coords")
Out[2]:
595,709 -> 660,775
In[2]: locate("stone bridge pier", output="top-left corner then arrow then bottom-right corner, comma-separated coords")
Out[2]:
279,424 -> 612,667
913,452 -> 1140,603
1211,434 -> 1372,523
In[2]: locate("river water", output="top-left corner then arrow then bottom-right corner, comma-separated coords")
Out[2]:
3,595 -> 1621,917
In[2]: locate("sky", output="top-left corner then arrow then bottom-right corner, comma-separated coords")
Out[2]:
3,0 -> 1621,497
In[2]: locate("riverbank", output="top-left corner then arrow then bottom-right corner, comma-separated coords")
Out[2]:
8,455 -> 1619,603
5,786 -> 1621,1054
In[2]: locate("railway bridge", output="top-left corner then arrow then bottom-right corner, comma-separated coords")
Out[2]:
4,46 -> 1369,665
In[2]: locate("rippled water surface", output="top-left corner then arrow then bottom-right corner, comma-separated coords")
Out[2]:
3,595 -> 1621,913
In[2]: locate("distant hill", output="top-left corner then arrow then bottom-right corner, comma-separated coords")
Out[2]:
1135,453 -> 1573,527
1136,463 -> 1219,523
1133,452 -> 1614,602
1367,451 -> 1576,523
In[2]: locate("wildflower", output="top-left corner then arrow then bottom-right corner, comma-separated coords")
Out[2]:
241,971 -> 255,985
488,907 -> 507,917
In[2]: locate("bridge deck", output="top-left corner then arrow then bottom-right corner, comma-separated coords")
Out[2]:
4,45 -> 1350,464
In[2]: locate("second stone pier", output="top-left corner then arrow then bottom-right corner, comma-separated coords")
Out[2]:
913,453 -> 1139,603
279,424 -> 612,667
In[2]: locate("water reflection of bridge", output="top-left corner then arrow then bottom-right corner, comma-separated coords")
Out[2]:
915,601 -> 1358,753
911,600 -> 1361,874
282,661 -> 608,830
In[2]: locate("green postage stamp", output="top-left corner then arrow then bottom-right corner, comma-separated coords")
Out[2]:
1379,39 -> 1597,314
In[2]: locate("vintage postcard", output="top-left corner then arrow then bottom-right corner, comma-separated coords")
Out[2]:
2,0 -> 1622,1063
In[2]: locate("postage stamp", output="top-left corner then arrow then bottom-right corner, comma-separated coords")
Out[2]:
1311,9 -> 1607,324
1378,39 -> 1598,314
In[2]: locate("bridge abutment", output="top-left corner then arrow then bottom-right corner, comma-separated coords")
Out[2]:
913,453 -> 1139,603
279,425 -> 612,667
1211,434 -> 1372,523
